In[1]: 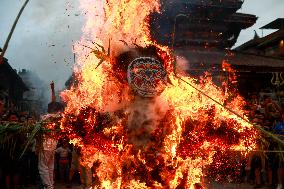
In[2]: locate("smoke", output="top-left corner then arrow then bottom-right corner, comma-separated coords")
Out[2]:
176,55 -> 190,73
0,0 -> 84,91
127,95 -> 169,148
19,69 -> 50,113
1,0 -> 284,94
30,1 -> 60,24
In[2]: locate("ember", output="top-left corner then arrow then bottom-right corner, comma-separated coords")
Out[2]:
59,0 -> 258,188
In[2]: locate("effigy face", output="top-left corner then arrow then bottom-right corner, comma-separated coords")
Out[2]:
127,57 -> 167,97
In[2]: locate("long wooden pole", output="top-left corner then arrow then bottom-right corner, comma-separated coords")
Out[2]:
177,75 -> 284,146
0,0 -> 30,63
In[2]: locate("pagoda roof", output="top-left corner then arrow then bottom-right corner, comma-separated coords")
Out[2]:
257,29 -> 284,48
229,52 -> 284,71
173,0 -> 243,9
235,28 -> 284,50
260,18 -> 284,29
227,13 -> 257,28
175,48 -> 284,72
0,58 -> 28,91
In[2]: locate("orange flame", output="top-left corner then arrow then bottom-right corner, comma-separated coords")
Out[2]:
59,0 -> 258,188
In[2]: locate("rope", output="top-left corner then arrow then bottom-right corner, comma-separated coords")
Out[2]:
175,75 -> 284,146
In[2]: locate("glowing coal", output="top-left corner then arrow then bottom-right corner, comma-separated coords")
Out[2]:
59,0 -> 259,188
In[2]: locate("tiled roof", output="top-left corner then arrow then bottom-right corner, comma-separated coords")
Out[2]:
260,18 -> 284,29
235,28 -> 284,50
175,48 -> 284,72
0,58 -> 28,91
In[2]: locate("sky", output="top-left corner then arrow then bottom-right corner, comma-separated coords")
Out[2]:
0,0 -> 82,90
235,0 -> 284,47
0,0 -> 284,90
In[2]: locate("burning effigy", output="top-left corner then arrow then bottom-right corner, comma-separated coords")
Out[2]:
57,0 -> 259,188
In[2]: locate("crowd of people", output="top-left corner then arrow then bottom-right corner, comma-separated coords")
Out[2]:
244,94 -> 284,189
0,98 -> 38,189
2,93 -> 284,189
0,98 -> 95,189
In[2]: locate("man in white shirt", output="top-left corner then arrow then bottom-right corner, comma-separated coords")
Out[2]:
38,114 -> 59,189
39,137 -> 57,189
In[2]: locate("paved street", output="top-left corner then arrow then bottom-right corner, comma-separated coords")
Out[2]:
22,182 -> 275,189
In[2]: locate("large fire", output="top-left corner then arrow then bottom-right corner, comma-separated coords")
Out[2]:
59,0 -> 258,188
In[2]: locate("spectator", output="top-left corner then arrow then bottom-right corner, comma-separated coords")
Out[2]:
69,146 -> 93,189
56,141 -> 71,186
271,112 -> 284,189
264,96 -> 282,124
69,146 -> 80,185
27,139 -> 38,186
0,99 -> 5,119
245,140 -> 266,189
6,112 -> 19,122
251,94 -> 260,106
1,122 -> 26,189
38,118 -> 58,189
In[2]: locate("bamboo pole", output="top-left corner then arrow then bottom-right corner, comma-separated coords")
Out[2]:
177,75 -> 284,146
0,0 -> 30,64
170,14 -> 284,147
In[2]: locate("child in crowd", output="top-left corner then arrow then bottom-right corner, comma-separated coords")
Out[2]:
56,141 -> 71,186
246,140 -> 266,189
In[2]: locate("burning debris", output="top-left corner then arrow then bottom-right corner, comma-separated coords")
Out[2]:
57,0 -> 259,188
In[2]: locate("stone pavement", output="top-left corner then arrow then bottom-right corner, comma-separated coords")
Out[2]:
23,183 -> 81,189
208,182 -> 273,189
22,182 -> 275,189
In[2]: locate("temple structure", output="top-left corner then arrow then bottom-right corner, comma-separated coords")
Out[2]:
151,1 -> 284,95
151,0 -> 256,49
235,18 -> 284,58
18,69 -> 47,115
151,0 -> 258,75
234,19 -> 284,94
0,57 -> 28,110
0,58 -> 46,115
